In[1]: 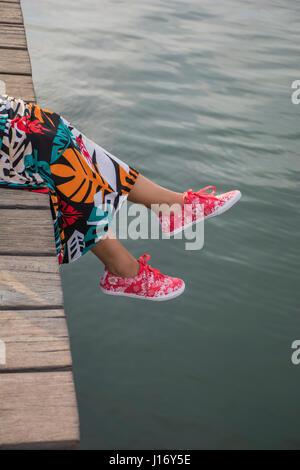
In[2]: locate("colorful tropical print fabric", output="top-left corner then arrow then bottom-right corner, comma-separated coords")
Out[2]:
0,95 -> 139,264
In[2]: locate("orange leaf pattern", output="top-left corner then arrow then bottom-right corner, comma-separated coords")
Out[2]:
0,95 -> 139,264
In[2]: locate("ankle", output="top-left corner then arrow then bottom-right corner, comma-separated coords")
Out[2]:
164,192 -> 183,207
106,258 -> 139,278
173,192 -> 184,207
151,193 -> 184,216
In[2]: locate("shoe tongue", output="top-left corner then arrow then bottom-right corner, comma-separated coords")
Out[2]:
185,191 -> 196,203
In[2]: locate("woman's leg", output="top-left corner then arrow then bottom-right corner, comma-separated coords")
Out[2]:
127,174 -> 241,225
91,173 -> 186,274
90,174 -> 184,277
93,228 -> 185,301
127,174 -> 183,211
91,229 -> 139,277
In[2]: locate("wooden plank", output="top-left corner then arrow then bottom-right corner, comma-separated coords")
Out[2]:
0,74 -> 35,101
0,371 -> 80,449
0,309 -> 72,370
0,48 -> 31,74
0,208 -> 57,255
0,23 -> 27,48
0,256 -> 63,308
0,2 -> 22,24
0,1 -> 80,450
0,188 -> 49,208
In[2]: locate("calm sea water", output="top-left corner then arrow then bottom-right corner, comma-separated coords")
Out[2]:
22,0 -> 300,449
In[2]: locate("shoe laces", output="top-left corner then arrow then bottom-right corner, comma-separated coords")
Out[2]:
183,185 -> 218,204
138,254 -> 164,296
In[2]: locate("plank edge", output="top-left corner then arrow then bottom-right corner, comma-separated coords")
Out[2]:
0,439 -> 80,450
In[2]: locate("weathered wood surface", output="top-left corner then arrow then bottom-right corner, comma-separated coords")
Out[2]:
0,255 -> 64,308
0,371 -> 79,449
0,0 -> 80,449
0,187 -> 49,208
0,23 -> 27,48
0,208 -> 57,254
0,74 -> 35,101
0,309 -> 72,370
0,48 -> 31,74
0,2 -> 23,24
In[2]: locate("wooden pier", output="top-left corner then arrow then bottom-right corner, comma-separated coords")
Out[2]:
0,0 -> 80,449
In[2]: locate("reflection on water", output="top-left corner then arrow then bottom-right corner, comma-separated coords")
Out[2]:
22,0 -> 300,449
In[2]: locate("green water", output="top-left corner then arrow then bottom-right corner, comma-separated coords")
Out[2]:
22,0 -> 300,449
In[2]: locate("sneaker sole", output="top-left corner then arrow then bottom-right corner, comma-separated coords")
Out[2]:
100,281 -> 185,301
165,190 -> 242,236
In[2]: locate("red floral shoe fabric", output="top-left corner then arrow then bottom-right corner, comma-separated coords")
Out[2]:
100,254 -> 185,301
159,186 -> 241,235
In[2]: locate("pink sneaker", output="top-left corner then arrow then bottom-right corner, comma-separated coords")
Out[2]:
100,254 -> 185,301
159,186 -> 241,236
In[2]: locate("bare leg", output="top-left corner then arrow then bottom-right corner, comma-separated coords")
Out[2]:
128,174 -> 183,211
91,174 -> 183,276
91,228 -> 139,277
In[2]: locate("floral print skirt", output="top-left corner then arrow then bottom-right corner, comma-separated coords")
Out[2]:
0,95 -> 139,264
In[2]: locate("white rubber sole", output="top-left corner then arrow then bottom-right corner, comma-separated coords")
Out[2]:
165,190 -> 242,236
100,281 -> 185,301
